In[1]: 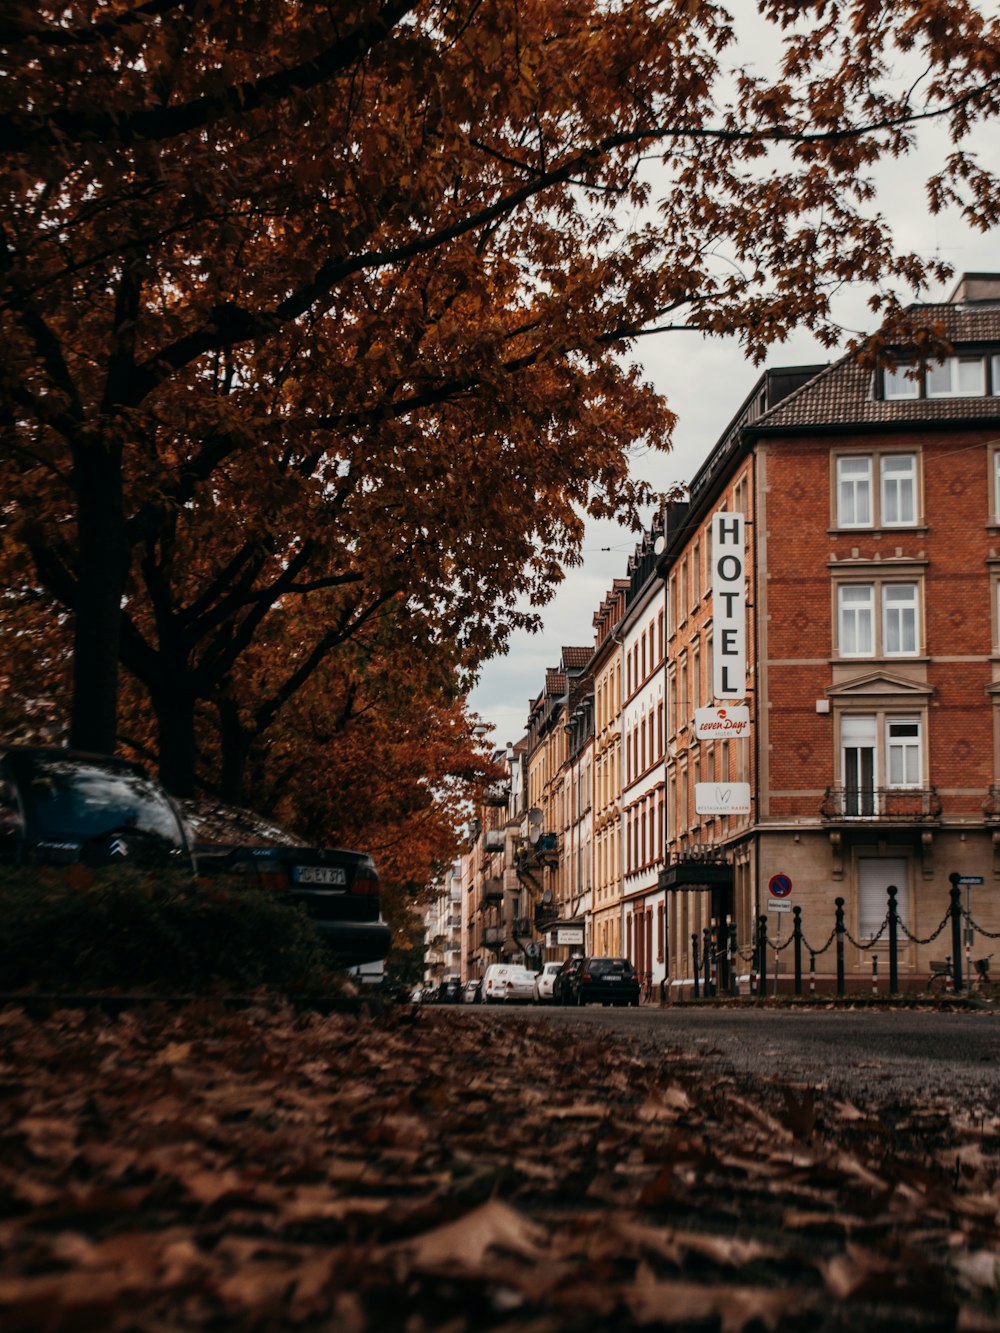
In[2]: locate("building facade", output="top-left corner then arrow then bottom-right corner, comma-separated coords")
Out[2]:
661,274 -> 1000,990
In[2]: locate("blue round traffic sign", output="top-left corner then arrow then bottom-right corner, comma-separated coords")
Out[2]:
769,873 -> 793,898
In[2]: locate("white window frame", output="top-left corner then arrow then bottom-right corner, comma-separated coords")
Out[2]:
837,580 -> 921,659
837,456 -> 872,528
882,583 -> 919,656
926,355 -> 987,399
884,362 -> 919,400
835,451 -> 919,529
880,454 -> 917,527
838,584 -> 875,657
994,450 -> 1000,524
886,717 -> 922,788
837,712 -> 926,817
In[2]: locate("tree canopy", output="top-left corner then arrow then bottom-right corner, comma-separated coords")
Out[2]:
2,0 -> 999,807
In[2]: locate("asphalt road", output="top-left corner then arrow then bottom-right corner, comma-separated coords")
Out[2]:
466,1003 -> 1000,1111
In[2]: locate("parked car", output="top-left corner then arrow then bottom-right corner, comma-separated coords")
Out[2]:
482,965 -> 536,1002
0,746 -> 194,871
569,956 -> 640,1007
437,978 -> 463,1004
552,956 -> 584,1005
463,979 -> 481,1004
181,800 -> 390,966
534,960 -> 564,1003
482,962 -> 536,1004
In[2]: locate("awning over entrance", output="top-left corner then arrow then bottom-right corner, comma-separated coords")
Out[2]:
658,861 -> 733,891
544,919 -> 585,948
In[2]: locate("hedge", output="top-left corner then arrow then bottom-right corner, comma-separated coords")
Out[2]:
0,864 -> 341,995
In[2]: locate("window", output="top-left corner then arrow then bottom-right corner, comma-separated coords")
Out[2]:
836,452 -> 918,528
887,717 -> 921,787
927,356 -> 986,398
882,353 -> 998,399
882,584 -> 918,655
838,584 -> 874,656
884,363 -> 919,400
837,581 -> 920,658
858,858 -> 909,939
839,714 -> 925,815
837,456 -> 871,527
880,454 -> 916,525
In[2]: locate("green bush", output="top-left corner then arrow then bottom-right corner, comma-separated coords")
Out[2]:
0,865 -> 341,994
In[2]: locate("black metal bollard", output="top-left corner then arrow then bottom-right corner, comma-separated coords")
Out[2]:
793,905 -> 803,996
703,925 -> 713,997
729,919 -> 739,997
835,896 -> 845,996
758,915 -> 768,995
949,874 -> 964,993
887,884 -> 899,994
692,933 -> 700,1000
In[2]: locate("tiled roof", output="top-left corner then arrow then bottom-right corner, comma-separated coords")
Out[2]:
560,646 -> 592,671
755,301 -> 1000,432
544,670 -> 567,697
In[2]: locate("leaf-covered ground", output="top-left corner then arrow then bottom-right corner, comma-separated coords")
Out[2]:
2,1002 -> 1000,1332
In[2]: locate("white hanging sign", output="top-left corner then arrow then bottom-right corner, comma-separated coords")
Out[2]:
694,705 -> 750,739
695,782 -> 752,816
712,511 -> 746,700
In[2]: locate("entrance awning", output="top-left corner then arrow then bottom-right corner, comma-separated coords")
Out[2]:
544,919 -> 585,947
658,862 -> 733,891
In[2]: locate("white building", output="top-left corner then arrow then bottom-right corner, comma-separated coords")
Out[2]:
619,523 -> 668,988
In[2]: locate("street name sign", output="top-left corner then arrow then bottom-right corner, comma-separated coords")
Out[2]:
767,899 -> 792,914
958,875 -> 984,886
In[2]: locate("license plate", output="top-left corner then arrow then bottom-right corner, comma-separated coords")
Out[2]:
294,866 -> 346,886
601,975 -> 617,982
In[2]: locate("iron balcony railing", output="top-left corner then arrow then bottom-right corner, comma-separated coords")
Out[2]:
820,786 -> 941,822
984,786 -> 1000,821
482,925 -> 505,946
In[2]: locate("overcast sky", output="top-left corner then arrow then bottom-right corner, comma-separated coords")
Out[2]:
468,109 -> 1000,749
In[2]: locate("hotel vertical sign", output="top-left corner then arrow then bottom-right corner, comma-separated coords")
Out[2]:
712,511 -> 746,700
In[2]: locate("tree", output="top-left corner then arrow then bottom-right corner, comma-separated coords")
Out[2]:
2,0 -> 999,762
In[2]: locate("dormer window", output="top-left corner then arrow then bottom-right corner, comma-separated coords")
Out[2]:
884,363 -> 919,400
926,356 -> 986,398
879,351 -> 999,400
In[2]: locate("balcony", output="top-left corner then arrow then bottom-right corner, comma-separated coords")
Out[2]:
447,915 -> 462,929
516,832 -> 560,870
482,925 -> 505,946
483,783 -> 511,808
512,916 -> 534,937
483,828 -> 505,853
820,786 -> 941,822
984,786 -> 1000,821
481,877 -> 504,905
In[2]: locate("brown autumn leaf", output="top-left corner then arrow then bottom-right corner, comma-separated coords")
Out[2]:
385,1199 -> 548,1271
625,1262 -> 810,1332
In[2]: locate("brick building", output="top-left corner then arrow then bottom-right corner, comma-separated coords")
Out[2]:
660,273 -> 1000,991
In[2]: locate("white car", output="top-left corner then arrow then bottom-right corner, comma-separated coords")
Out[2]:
498,966 -> 537,1004
533,961 -> 563,1003
482,963 -> 536,1004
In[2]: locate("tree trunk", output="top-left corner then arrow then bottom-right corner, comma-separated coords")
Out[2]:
69,439 -> 127,755
153,686 -> 199,798
218,698 -> 252,807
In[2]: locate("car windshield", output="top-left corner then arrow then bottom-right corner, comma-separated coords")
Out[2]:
12,753 -> 184,846
589,959 -> 633,976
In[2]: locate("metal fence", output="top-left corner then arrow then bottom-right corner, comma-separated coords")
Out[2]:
688,872 -> 1000,998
